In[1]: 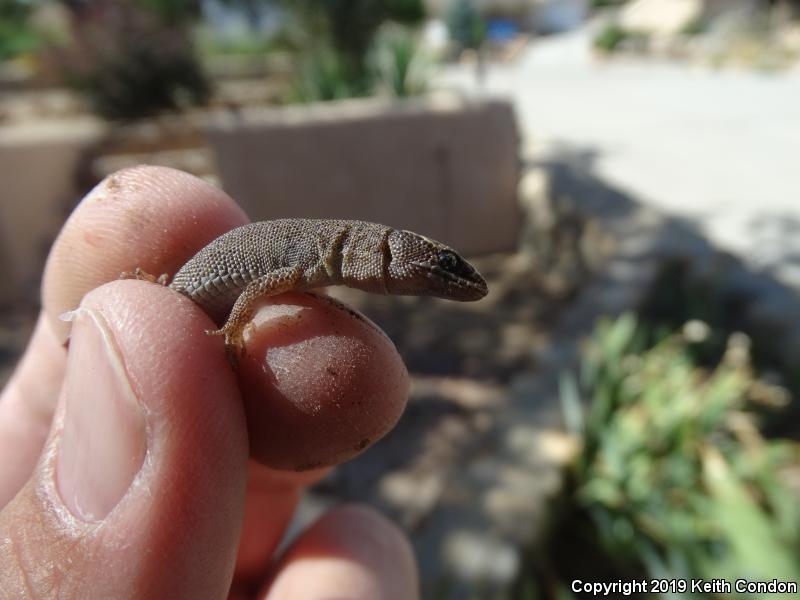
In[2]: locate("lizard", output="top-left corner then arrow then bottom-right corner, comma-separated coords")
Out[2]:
125,219 -> 488,362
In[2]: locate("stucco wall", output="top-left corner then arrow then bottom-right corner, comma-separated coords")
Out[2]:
0,119 -> 105,305
208,95 -> 521,256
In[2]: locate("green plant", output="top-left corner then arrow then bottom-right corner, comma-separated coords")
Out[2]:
370,24 -> 428,97
52,0 -> 209,120
560,315 -> 800,592
446,0 -> 485,51
195,24 -> 278,60
290,45 -> 371,102
681,16 -> 708,37
277,0 -> 425,102
591,0 -> 628,7
593,23 -> 633,52
139,0 -> 203,25
315,0 -> 425,77
0,0 -> 42,61
76,39 -> 209,120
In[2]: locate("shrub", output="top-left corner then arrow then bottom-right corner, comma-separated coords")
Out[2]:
52,1 -> 209,120
446,0 -> 485,51
0,0 -> 42,61
290,45 -> 371,102
591,0 -> 628,8
76,38 -> 209,120
279,0 -> 425,103
681,17 -> 708,37
593,23 -> 632,52
559,315 -> 800,589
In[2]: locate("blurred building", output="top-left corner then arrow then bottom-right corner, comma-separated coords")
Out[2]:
425,0 -> 589,32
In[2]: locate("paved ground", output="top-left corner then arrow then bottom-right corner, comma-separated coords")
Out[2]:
439,29 -> 800,291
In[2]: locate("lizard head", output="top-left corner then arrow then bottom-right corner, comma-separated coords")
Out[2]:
385,230 -> 488,301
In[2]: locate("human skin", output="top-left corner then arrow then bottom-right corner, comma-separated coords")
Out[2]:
0,166 -> 419,599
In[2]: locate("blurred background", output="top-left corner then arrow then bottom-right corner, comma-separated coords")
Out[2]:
1,0 -> 800,597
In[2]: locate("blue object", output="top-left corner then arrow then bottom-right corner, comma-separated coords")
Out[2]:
485,18 -> 519,42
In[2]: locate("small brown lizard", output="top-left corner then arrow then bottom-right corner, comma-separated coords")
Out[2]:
128,219 -> 487,359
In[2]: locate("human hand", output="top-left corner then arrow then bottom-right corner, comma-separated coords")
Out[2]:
0,166 -> 418,599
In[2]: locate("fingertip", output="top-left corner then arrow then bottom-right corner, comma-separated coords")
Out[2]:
42,165 -> 248,342
265,504 -> 419,600
237,293 -> 410,471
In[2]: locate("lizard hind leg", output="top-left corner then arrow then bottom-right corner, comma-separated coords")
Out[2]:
206,266 -> 304,364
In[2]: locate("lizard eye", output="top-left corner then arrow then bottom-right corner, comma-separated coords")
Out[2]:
437,250 -> 459,271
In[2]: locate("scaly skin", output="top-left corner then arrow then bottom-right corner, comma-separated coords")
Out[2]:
133,219 -> 488,359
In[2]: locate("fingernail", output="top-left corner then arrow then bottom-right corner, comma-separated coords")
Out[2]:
57,308 -> 146,521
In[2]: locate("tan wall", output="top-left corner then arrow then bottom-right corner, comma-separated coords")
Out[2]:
208,95 -> 521,256
0,96 -> 520,306
0,119 -> 105,305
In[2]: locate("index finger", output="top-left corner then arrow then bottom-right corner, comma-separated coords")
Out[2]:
1,166 -> 248,507
43,165 -> 249,342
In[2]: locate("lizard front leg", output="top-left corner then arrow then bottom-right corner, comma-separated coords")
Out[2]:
120,268 -> 170,285
207,266 -> 304,363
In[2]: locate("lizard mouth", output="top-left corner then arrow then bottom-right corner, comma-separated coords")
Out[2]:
417,263 -> 488,300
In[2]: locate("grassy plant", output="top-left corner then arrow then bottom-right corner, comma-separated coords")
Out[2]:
290,47 -> 371,103
196,28 -> 276,58
591,0 -> 628,7
287,20 -> 429,102
681,17 -> 708,37
0,0 -> 42,61
370,24 -> 428,97
0,23 -> 39,61
593,23 -> 633,53
559,315 -> 800,593
446,0 -> 485,51
277,0 -> 425,103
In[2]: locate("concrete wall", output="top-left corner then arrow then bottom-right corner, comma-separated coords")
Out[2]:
0,119 -> 105,305
208,95 -> 521,256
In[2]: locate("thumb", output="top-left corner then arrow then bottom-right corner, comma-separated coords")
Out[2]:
0,281 -> 248,599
